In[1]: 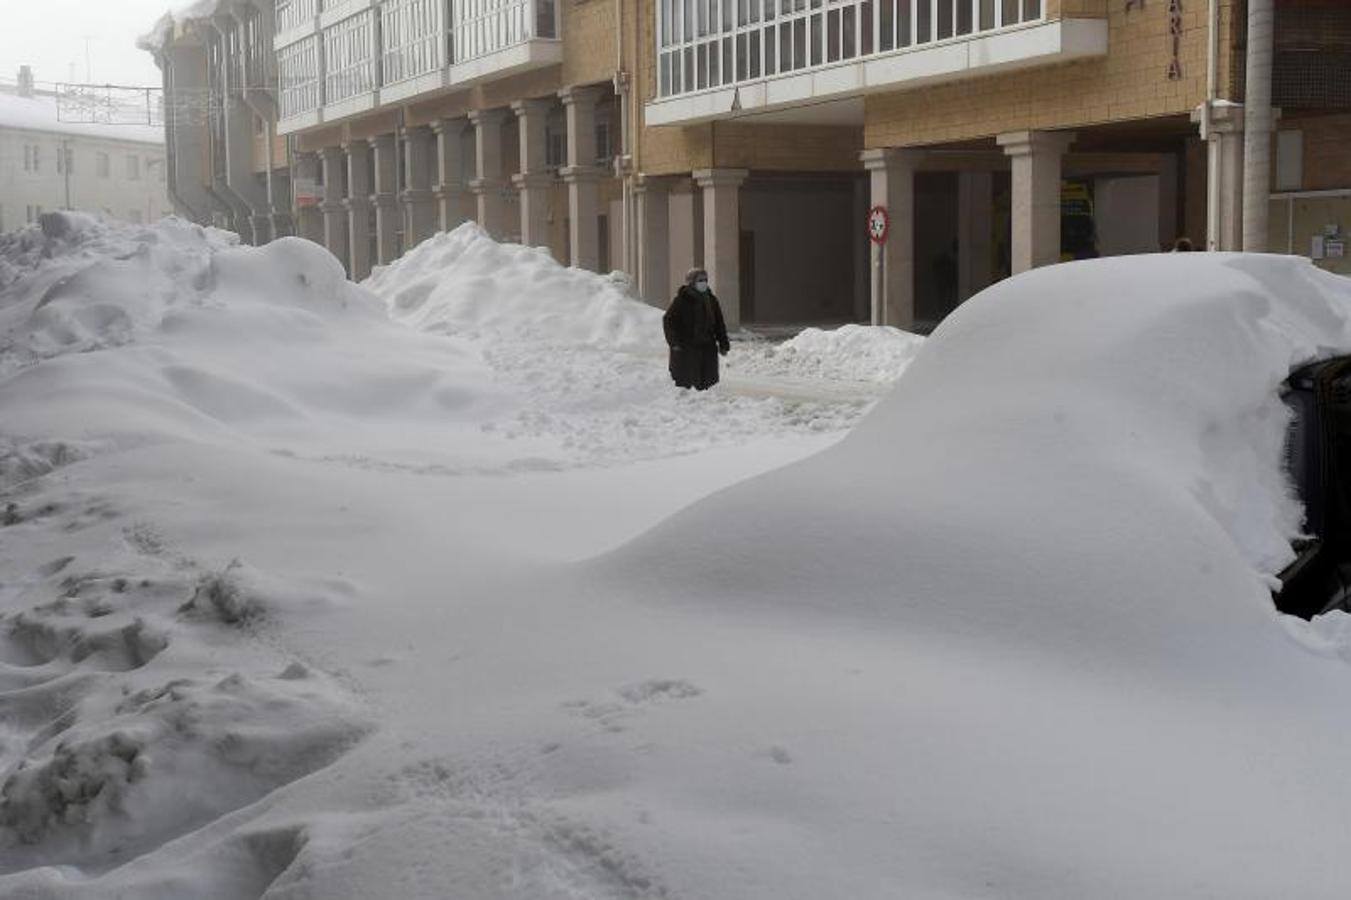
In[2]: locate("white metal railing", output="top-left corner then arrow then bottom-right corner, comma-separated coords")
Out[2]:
658,0 -> 1042,97
278,35 -> 322,116
276,0 -> 318,32
451,0 -> 557,65
382,0 -> 447,83
324,9 -> 377,103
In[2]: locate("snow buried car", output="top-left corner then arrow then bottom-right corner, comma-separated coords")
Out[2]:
1276,355 -> 1351,618
591,251 -> 1351,897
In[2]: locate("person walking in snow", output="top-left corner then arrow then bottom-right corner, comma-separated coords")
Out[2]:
663,267 -> 730,391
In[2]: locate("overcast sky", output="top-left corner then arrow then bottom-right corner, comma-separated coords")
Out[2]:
0,0 -> 174,89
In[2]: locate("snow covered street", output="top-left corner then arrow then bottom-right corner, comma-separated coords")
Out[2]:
3,214 -> 1351,898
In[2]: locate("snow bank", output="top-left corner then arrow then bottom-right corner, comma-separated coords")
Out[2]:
0,212 -> 508,462
370,223 -> 661,349
0,213 -> 234,370
731,323 -> 924,384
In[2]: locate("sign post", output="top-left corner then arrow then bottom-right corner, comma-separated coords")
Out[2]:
867,205 -> 890,326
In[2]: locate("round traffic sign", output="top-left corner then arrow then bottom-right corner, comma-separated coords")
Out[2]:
867,205 -> 890,245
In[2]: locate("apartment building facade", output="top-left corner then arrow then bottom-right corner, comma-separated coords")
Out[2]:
148,0 -> 1350,330
0,75 -> 171,232
144,0 -> 294,244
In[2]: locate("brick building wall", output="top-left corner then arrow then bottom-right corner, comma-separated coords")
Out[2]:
864,1 -> 1242,148
635,0 -> 1246,173
1296,112 -> 1351,191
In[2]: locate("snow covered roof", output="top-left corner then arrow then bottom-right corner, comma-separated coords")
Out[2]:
0,90 -> 164,145
138,1 -> 227,54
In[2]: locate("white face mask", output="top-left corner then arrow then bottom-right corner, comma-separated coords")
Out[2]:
694,280 -> 710,293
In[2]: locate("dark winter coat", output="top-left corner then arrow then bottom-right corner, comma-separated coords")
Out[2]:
663,285 -> 730,390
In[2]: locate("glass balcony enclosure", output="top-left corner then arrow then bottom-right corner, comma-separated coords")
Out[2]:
278,35 -> 322,117
657,0 -> 1043,98
273,0 -> 561,128
323,9 -> 378,104
276,0 -> 318,33
451,0 -> 557,65
382,0 -> 448,85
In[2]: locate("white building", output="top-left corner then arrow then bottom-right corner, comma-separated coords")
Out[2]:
0,72 -> 172,232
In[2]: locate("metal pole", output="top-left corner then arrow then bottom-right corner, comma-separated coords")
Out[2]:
1242,0 -> 1274,251
62,138 -> 71,210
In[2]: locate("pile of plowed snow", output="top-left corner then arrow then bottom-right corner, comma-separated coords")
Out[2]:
364,223 -> 903,463
732,323 -> 925,384
0,214 -> 509,468
369,225 -> 661,348
368,223 -> 927,388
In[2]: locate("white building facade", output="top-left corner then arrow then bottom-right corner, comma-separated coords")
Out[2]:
0,84 -> 171,232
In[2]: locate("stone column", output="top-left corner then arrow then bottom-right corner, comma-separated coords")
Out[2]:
401,125 -> 438,249
320,146 -> 351,275
636,174 -> 672,305
370,133 -> 400,265
692,168 -> 749,331
559,85 -> 605,270
997,130 -> 1075,273
1192,102 -> 1245,251
431,117 -> 470,233
344,140 -> 373,281
512,98 -> 554,249
469,109 -> 511,239
292,151 -> 325,246
957,170 -> 994,301
860,148 -> 922,329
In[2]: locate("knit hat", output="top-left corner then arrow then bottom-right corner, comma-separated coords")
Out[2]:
685,267 -> 708,286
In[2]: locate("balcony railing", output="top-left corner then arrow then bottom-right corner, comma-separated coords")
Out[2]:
657,0 -> 1042,97
274,0 -> 562,127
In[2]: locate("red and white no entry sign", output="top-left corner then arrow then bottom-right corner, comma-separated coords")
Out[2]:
867,205 -> 890,245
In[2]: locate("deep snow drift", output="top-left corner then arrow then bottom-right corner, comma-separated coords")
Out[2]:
3,212 -> 1351,898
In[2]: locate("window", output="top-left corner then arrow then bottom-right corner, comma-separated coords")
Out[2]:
23,144 -> 40,172
595,120 -> 612,165
97,152 -> 110,177
56,146 -> 73,175
127,155 -> 140,180
546,130 -> 565,170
